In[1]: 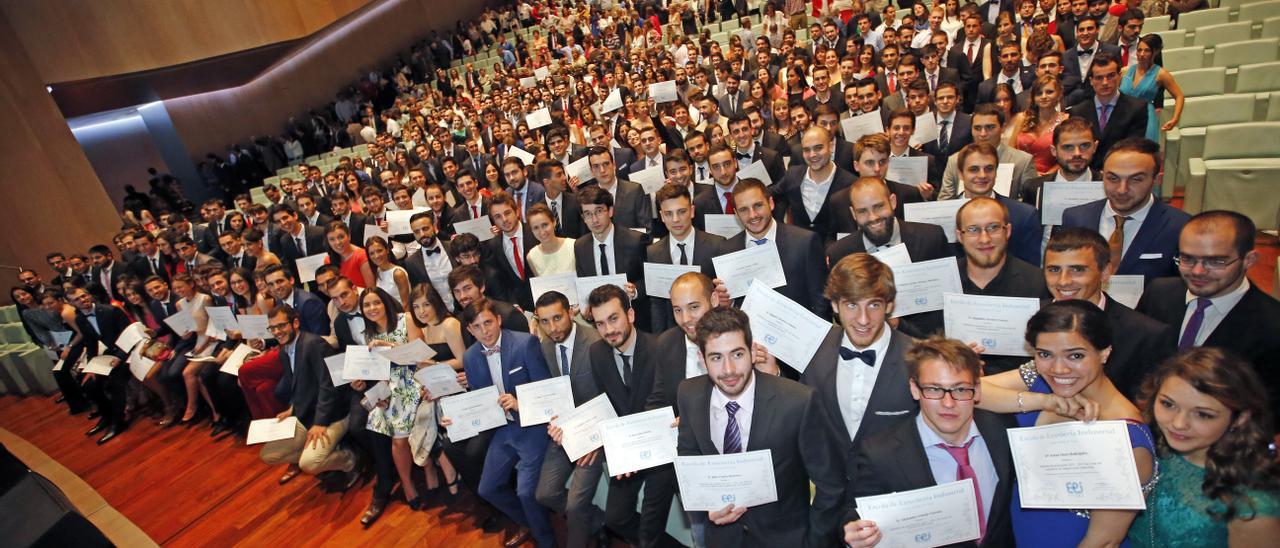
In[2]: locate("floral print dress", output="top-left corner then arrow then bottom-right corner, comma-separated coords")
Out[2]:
365,315 -> 423,438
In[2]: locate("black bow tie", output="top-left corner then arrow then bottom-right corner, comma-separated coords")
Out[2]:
735,152 -> 751,160
1079,48 -> 1094,56
839,347 -> 876,366
423,246 -> 442,255
341,311 -> 361,321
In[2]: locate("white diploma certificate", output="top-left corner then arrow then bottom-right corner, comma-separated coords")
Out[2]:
127,346 -> 155,381
526,107 -> 552,129
601,88 -> 624,113
324,353 -> 349,387
904,199 -> 968,243
507,146 -> 536,165
575,274 -> 628,302
452,216 -> 496,241
342,345 -> 393,381
205,306 -> 240,333
295,253 -> 329,283
888,156 -> 929,185
737,160 -> 773,187
649,80 -> 679,103
994,164 -> 1016,197
567,156 -> 594,183
889,257 -> 963,317
413,364 -> 466,398
375,339 -> 437,365
1041,181 -> 1105,225
530,272 -> 580,307
237,314 -> 272,340
942,293 -> 1041,356
441,386 -> 508,441
711,242 -> 787,298
363,224 -> 390,246
519,76 -> 537,89
219,344 -> 259,376
674,450 -> 779,511
1103,275 -> 1145,309
643,262 -> 702,299
361,381 -> 392,409
51,330 -> 72,348
1007,420 -> 1146,510
854,480 -> 982,548
741,281 -> 829,372
163,308 -> 197,335
911,113 -> 941,147
842,109 -> 885,143
534,66 -> 550,81
554,393 -> 619,461
599,406 -> 679,476
386,208 -> 428,235
516,376 -> 575,426
871,243 -> 913,267
702,213 -> 744,239
247,417 -> 298,445
630,164 -> 667,202
115,322 -> 149,353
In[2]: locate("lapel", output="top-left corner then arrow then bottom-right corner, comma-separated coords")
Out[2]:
975,410 -> 1014,502
744,374 -> 777,452
498,330 -> 517,393
689,378 -> 719,454
1119,201 -> 1167,272
894,418 -> 940,490
860,330 -> 911,437
814,327 -> 850,439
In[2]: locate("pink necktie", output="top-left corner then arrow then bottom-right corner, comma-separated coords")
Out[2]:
940,439 -> 986,542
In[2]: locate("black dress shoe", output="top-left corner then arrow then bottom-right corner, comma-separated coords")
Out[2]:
55,395 -> 66,404
97,427 -> 122,445
68,405 -> 88,416
481,514 -> 503,533
87,410 -> 102,420
503,527 -> 531,547
210,418 -> 230,437
360,499 -> 386,527
85,420 -> 107,436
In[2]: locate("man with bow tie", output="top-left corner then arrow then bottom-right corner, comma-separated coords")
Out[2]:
800,253 -> 920,485
1062,17 -> 1120,104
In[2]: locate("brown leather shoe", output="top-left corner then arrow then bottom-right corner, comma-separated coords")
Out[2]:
278,465 -> 302,485
359,499 -> 386,528
503,527 -> 531,547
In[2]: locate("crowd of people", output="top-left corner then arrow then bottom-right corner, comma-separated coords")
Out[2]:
11,0 -> 1280,546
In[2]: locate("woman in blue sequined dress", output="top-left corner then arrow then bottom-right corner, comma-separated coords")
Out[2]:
1128,348 -> 1280,546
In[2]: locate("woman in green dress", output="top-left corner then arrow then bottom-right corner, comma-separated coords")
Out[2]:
1129,348 -> 1280,547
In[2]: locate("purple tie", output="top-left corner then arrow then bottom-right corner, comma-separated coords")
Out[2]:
723,401 -> 743,454
1178,298 -> 1213,350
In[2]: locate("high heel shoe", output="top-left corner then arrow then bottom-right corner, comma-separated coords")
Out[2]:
405,492 -> 424,511
441,474 -> 460,503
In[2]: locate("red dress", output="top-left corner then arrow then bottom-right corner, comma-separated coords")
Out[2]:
328,247 -> 371,288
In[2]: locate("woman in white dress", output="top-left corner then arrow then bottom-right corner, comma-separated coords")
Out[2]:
524,203 -> 576,276
366,236 -> 410,307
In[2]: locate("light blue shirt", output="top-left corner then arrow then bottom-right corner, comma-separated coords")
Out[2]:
916,412 -> 999,525
283,337 -> 300,373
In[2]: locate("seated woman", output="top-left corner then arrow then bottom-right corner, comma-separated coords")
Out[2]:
159,273 -> 220,426
237,267 -> 285,421
325,221 -> 375,289
119,280 -> 177,424
1128,348 -> 1280,546
404,283 -> 467,502
979,300 -> 1156,547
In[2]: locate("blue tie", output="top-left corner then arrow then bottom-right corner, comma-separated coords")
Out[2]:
723,401 -> 743,454
753,238 -> 768,245
558,344 -> 569,376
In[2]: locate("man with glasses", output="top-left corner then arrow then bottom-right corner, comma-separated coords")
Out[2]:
1061,138 -> 1187,279
842,336 -> 1017,548
1137,211 -> 1280,414
953,143 -> 1043,266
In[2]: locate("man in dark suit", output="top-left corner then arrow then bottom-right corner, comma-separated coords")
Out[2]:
692,145 -> 743,230
646,185 -> 725,332
1060,138 -> 1189,279
976,41 -> 1035,105
1136,211 -> 1280,419
842,337 -> 1017,548
217,230 -> 257,273
535,160 -> 587,239
482,192 -> 536,310
583,285 -> 680,547
723,179 -> 829,319
404,211 -> 458,310
728,115 -> 787,186
261,264 -> 330,336
584,147 -> 652,233
1018,116 -> 1101,208
921,43 -> 963,95
574,185 -> 647,292
87,244 -> 137,302
951,14 -> 994,112
1043,228 -> 1174,399
922,82 -> 974,168
627,125 -> 666,176
501,157 -> 547,221
801,254 -> 921,482
447,264 -> 530,346
677,307 -> 845,547
330,190 -> 370,246
169,213 -> 220,255
1067,52 -> 1144,171
717,73 -> 749,118
451,298 -> 555,548
296,193 -> 334,228
66,286 -> 133,443
834,134 -> 925,225
794,106 -> 856,170
533,292 -> 609,548
773,126 -> 856,240
446,170 -> 493,227
257,304 -> 361,487
130,231 -> 172,282
271,203 -> 326,276
1061,17 -> 1121,106
171,235 -> 218,275
585,124 -> 634,181
826,177 -> 952,267
648,272 -> 720,419
461,136 -> 493,178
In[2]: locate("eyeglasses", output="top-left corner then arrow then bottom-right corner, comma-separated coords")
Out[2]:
918,386 -> 977,401
1174,254 -> 1241,270
266,322 -> 292,332
961,223 -> 1006,236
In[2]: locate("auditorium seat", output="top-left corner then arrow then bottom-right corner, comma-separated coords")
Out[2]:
1162,45 -> 1205,71
1146,15 -> 1172,32
1183,122 -> 1280,212
1190,158 -> 1280,229
1235,60 -> 1280,92
1239,1 -> 1280,23
1163,93 -> 1259,194
1153,28 -> 1188,48
1172,67 -> 1227,97
1193,21 -> 1254,46
1210,38 -> 1279,68
1180,7 -> 1233,29
1263,15 -> 1280,37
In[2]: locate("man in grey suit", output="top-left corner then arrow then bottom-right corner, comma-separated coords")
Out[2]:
677,307 -> 845,547
801,253 -> 920,487
938,105 -> 1038,201
585,146 -> 652,233
717,72 -> 749,118
533,292 -> 609,548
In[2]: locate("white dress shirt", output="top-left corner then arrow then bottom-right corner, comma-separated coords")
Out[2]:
714,179 -> 739,213
484,334 -> 506,394
419,241 -> 455,310
502,223 -> 526,276
1100,194 -> 1153,259
745,221 -> 779,247
835,325 -> 893,441
556,325 -> 577,376
684,337 -> 706,379
591,226 -> 618,275
862,219 -> 904,254
917,413 -> 998,525
668,232 -> 696,265
710,373 -> 757,453
1182,279 -> 1251,347
800,167 -> 837,221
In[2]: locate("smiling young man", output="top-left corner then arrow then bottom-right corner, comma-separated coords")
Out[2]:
646,184 -> 726,332
723,178 -> 829,320
832,134 -> 925,230
953,142 -> 1044,266
826,176 -> 951,276
938,105 -> 1038,202
481,191 -> 536,309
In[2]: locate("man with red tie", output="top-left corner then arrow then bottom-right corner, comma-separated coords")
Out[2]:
482,191 -> 535,310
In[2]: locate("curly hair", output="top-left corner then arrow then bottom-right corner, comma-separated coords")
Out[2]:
1137,348 -> 1280,522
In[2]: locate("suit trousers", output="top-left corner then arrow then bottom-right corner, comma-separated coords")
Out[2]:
52,357 -> 90,412
605,463 -> 681,547
478,424 -> 554,548
85,364 -> 129,427
237,349 -> 284,419
535,443 -> 606,548
259,417 -> 354,475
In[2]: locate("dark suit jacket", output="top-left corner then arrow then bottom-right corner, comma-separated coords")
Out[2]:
676,373 -> 846,548
275,224 -> 327,269
222,253 -> 257,273
1067,92 -> 1147,171
647,327 -> 695,414
446,195 -> 494,226
191,224 -> 220,255
589,331 -> 658,418
290,288 -> 331,336
71,303 -> 132,362
976,68 -> 1036,105
747,146 -> 788,188
998,194 -> 1045,267
403,241 -> 457,288
481,224 -> 537,310
829,180 -> 925,229
540,324 -> 603,405
574,227 -> 647,283
607,180 -> 653,232
1060,198 -> 1189,279
824,220 -> 951,267
547,191 -> 587,239
949,39 -> 993,111
278,331 -> 344,428
461,329 -> 552,429
1102,296 -> 1175,400
848,410 -> 1018,548
644,230 -> 725,333
724,223 -> 829,318
773,165 -> 856,238
338,212 -> 371,245
923,112 -> 974,164
1061,43 -> 1122,105
90,261 -> 136,302
1136,277 -> 1280,419
129,253 -> 172,283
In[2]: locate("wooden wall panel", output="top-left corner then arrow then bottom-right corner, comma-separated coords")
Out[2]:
0,0 -> 371,84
